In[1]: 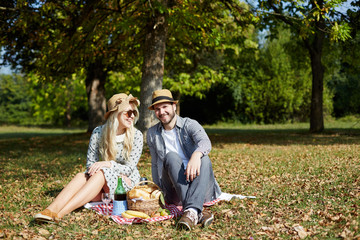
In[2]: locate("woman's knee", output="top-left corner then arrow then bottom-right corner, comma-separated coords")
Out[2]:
74,172 -> 88,180
94,170 -> 106,179
83,171 -> 105,183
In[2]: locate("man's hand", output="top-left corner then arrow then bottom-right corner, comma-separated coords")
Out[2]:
185,151 -> 203,182
88,161 -> 111,176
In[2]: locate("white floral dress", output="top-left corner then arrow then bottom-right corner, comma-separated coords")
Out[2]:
85,125 -> 143,198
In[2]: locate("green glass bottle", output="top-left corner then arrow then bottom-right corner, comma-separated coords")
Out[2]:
114,177 -> 127,201
112,177 -> 127,215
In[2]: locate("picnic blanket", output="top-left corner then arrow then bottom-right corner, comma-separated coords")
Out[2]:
84,193 -> 256,225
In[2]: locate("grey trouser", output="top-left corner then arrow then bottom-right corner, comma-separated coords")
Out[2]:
161,152 -> 218,212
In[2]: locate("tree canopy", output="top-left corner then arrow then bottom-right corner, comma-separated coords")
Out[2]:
0,0 -> 358,131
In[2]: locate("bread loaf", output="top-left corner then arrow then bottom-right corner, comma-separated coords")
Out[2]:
150,189 -> 162,199
128,188 -> 151,200
138,185 -> 158,194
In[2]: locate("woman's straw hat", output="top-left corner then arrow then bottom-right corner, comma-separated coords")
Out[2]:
104,93 -> 140,119
148,89 -> 178,110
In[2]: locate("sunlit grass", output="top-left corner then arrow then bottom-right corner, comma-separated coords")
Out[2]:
0,125 -> 86,140
0,125 -> 86,133
204,116 -> 360,130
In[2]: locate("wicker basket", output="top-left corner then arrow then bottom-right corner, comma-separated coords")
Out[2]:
127,180 -> 162,215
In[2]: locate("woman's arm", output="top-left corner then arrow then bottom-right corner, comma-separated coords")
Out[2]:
86,126 -> 102,171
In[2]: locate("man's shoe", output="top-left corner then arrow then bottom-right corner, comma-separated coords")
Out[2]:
177,209 -> 198,230
34,209 -> 59,223
198,209 -> 214,228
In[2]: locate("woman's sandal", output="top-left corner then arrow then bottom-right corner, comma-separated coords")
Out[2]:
34,209 -> 59,223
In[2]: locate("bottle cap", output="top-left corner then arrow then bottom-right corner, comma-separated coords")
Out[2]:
140,177 -> 148,185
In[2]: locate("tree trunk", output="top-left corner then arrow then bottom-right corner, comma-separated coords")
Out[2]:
307,2 -> 325,133
138,1 -> 168,139
309,44 -> 324,133
85,60 -> 107,133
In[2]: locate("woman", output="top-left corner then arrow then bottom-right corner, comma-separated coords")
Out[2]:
34,93 -> 143,222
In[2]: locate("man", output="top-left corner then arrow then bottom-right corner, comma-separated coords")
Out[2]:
147,89 -> 222,230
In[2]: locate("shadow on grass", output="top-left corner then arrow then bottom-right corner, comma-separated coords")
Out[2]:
45,188 -> 63,198
0,132 -> 67,140
0,132 -> 90,181
1,127 -> 359,182
206,127 -> 360,145
0,130 -> 87,140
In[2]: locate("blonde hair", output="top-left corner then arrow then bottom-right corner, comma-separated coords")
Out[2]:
99,103 -> 139,162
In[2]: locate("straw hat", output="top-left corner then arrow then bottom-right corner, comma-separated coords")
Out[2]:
104,93 -> 140,120
148,89 -> 178,110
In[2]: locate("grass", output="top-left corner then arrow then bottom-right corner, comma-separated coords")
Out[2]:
0,121 -> 359,239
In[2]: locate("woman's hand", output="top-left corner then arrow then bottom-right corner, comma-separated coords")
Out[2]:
121,174 -> 132,186
88,161 -> 111,176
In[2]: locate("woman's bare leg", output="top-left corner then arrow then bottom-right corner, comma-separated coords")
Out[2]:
91,183 -> 110,202
46,172 -> 88,214
57,171 -> 106,218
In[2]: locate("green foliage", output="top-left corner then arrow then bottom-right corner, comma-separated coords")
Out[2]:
164,65 -> 225,99
163,1 -> 253,98
26,72 -> 88,126
257,0 -> 352,42
29,1 -> 142,77
328,68 -> 360,117
105,68 -> 142,99
0,72 -> 88,127
0,74 -> 33,124
331,22 -> 352,41
181,24 -> 320,124
326,18 -> 360,118
238,26 -> 313,123
1,0 -> 358,127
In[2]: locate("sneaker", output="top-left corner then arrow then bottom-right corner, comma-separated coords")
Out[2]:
198,209 -> 214,228
177,209 -> 198,230
34,209 -> 59,223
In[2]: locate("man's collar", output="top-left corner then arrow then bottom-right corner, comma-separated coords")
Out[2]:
157,115 -> 183,131
174,115 -> 184,128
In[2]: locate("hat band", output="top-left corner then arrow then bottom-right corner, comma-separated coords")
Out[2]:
152,96 -> 174,104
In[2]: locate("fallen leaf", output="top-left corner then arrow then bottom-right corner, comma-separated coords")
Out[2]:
340,228 -> 352,238
38,229 -> 50,236
221,209 -> 232,214
32,236 -> 47,240
293,224 -> 308,239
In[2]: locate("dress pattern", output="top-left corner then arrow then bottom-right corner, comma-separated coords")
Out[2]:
86,125 -> 143,198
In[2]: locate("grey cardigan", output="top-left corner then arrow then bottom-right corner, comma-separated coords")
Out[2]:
147,115 -> 221,198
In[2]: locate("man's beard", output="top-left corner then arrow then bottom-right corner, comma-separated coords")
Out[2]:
160,110 -> 176,125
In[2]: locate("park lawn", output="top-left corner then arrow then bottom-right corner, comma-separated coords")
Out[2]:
0,122 -> 359,239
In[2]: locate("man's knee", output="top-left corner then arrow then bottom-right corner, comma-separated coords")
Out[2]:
200,156 -> 212,169
164,152 -> 182,169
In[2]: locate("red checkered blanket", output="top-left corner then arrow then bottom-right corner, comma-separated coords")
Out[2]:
90,198 -> 221,225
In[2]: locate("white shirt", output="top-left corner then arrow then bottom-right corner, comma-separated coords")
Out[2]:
110,133 -> 125,168
115,134 -> 125,143
163,128 -> 189,169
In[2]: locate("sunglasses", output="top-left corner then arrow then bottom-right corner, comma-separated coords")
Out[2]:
124,110 -> 137,118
